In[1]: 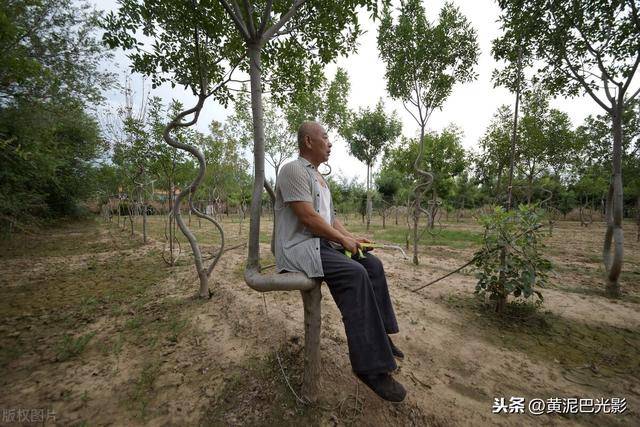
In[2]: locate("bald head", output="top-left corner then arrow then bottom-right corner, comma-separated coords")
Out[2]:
296,121 -> 332,167
297,121 -> 323,152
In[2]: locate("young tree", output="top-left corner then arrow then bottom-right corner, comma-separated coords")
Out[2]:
227,91 -> 296,178
376,169 -> 403,228
377,0 -> 479,264
203,120 -> 251,212
382,127 -> 467,229
495,0 -> 640,296
475,105 -> 514,198
104,0 -> 246,298
343,101 -> 401,230
573,100 -> 640,226
285,68 -> 352,135
104,0 -> 382,401
107,79 -> 154,238
517,88 -> 576,204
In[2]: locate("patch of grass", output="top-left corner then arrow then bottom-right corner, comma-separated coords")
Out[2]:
119,297 -> 192,350
200,344 -> 323,426
80,390 -> 90,406
124,315 -> 144,331
0,218 -> 141,259
99,333 -> 124,357
346,223 -> 483,249
439,294 -> 640,376
0,249 -> 167,318
167,316 -> 189,343
0,341 -> 23,369
127,359 -> 161,419
259,232 -> 271,244
55,331 -> 96,362
78,296 -> 101,319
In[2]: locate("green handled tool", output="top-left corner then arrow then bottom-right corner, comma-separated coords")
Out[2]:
344,242 -> 408,260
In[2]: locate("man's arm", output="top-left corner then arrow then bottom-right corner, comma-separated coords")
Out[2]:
333,217 -> 372,246
332,217 -> 353,239
289,201 -> 359,253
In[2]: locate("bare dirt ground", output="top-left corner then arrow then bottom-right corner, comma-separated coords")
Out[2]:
0,214 -> 638,426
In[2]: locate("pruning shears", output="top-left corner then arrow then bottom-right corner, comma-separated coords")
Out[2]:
344,242 -> 408,260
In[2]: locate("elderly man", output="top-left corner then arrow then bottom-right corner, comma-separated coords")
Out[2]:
274,121 -> 406,402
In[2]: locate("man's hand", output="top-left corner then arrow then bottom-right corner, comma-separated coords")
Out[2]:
355,236 -> 374,251
340,235 -> 360,255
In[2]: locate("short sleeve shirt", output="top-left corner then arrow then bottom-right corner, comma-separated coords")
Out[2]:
275,156 -> 335,278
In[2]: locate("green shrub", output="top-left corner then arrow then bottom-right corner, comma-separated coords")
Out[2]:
473,204 -> 552,312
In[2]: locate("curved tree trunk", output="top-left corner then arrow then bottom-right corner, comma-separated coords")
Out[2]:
163,95 -> 225,298
412,123 -> 434,265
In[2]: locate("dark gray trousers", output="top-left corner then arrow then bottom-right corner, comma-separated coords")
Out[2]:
319,239 -> 399,374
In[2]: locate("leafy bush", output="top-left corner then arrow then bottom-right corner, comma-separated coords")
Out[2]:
473,205 -> 552,311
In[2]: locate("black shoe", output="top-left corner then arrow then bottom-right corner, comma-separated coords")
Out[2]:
388,336 -> 404,359
355,372 -> 406,402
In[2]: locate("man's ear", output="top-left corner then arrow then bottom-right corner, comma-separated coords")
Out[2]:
305,135 -> 312,150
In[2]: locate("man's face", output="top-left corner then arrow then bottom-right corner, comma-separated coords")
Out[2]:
305,124 -> 332,164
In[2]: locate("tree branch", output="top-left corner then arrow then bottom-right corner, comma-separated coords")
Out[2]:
603,71 -> 614,102
629,85 -> 640,102
621,51 -> 640,95
242,0 -> 257,38
560,50 -> 612,113
261,0 -> 308,42
258,0 -> 274,36
629,0 -> 640,32
402,101 -> 421,129
232,1 -> 253,39
272,22 -> 303,38
218,0 -> 251,40
574,19 -> 617,86
206,56 -> 244,97
545,4 -> 612,113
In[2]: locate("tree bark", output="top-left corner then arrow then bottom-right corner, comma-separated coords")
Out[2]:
128,201 -> 134,237
245,43 -> 269,274
526,166 -> 534,205
636,195 -> 639,243
366,163 -> 372,231
139,185 -> 148,244
142,202 -> 147,244
300,286 -> 322,402
412,124 -> 426,265
603,104 -> 624,297
428,189 -> 437,229
243,42 -> 323,403
163,96 -> 225,298
496,58 -> 522,313
169,186 -> 175,266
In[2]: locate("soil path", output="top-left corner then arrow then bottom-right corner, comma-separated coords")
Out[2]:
0,218 -> 638,426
